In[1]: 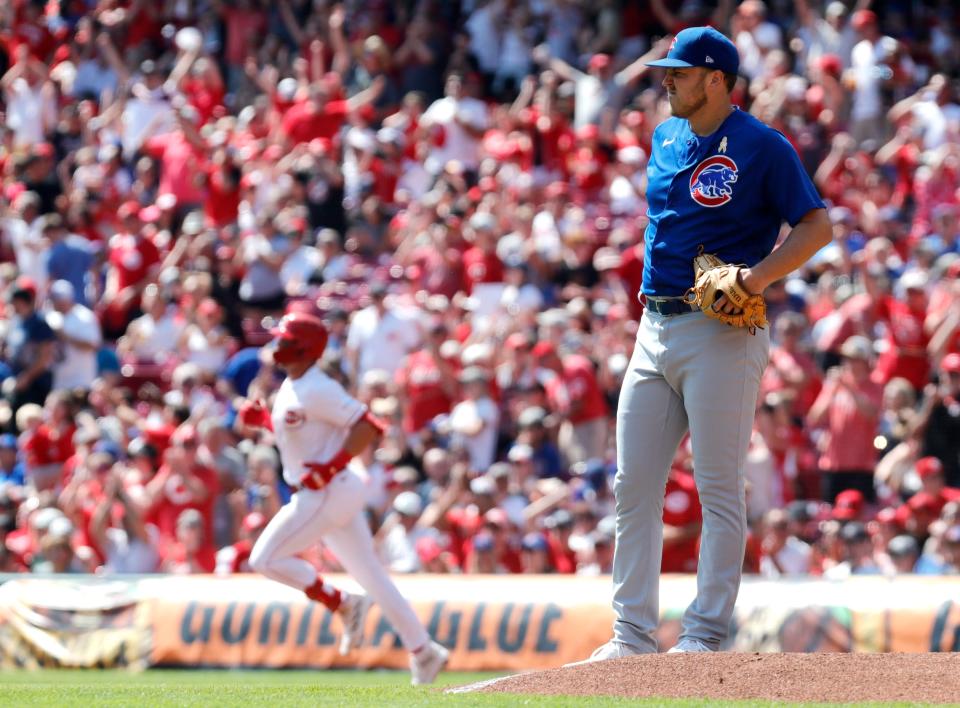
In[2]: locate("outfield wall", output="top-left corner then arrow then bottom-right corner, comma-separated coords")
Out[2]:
1,574 -> 959,670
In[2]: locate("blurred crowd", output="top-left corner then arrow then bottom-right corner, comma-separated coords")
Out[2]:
1,0 -> 960,580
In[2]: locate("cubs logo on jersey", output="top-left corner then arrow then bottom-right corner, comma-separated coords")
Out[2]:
689,155 -> 739,208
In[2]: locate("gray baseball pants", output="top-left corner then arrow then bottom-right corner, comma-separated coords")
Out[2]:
612,309 -> 769,652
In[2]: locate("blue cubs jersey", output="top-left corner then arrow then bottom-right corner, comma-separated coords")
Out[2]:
642,107 -> 825,297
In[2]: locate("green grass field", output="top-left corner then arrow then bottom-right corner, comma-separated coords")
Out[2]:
0,670 -> 638,707
0,670 -> 938,707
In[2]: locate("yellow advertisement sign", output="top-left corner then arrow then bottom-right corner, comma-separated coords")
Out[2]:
2,575 -> 960,670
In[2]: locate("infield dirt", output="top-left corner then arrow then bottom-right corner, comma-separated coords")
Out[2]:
452,652 -> 960,703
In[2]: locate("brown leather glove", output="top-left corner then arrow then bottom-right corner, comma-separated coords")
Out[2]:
684,248 -> 768,334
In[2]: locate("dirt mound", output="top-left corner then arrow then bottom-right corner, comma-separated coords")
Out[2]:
449,653 -> 960,703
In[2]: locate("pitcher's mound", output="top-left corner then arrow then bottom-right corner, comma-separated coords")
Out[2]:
449,653 -> 960,703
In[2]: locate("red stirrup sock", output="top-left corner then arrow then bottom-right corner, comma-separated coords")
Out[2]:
304,577 -> 343,611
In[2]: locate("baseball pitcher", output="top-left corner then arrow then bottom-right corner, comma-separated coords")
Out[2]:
570,27 -> 831,662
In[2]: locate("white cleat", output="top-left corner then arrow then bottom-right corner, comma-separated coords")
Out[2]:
563,640 -> 642,667
667,637 -> 714,653
337,592 -> 371,656
410,640 -> 450,686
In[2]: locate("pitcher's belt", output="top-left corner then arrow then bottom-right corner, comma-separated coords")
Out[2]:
642,295 -> 701,316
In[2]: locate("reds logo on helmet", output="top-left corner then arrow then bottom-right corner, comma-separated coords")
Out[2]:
689,155 -> 739,208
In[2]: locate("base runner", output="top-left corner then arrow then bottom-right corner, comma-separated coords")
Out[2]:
239,312 -> 448,684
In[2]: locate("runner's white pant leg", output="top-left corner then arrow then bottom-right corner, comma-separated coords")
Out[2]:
322,510 -> 431,651
248,471 -> 365,589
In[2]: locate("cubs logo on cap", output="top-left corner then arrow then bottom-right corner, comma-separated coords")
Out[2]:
689,155 -> 739,207
646,26 -> 740,76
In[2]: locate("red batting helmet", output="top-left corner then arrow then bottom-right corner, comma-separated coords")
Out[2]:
269,312 -> 329,366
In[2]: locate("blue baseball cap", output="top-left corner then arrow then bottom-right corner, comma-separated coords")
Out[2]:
0,434 -> 17,449
473,532 -> 495,553
521,533 -> 549,552
646,27 -> 740,76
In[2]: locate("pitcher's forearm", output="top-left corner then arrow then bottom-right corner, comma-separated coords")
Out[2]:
742,208 -> 831,293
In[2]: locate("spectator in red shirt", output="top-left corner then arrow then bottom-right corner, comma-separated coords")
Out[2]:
525,73 -> 573,177
807,336 -> 884,503
162,508 -> 216,574
368,127 -> 404,204
395,321 -> 457,439
213,0 -> 266,75
544,509 -> 577,574
761,312 -> 823,418
832,489 -> 867,523
144,106 -> 208,209
874,123 -> 924,211
462,508 -> 522,574
533,341 -> 609,465
280,84 -> 346,146
817,265 -> 891,370
100,202 -> 161,339
4,502 -> 54,568
872,272 -> 932,391
606,233 -> 645,320
21,391 -> 76,491
144,426 -> 219,552
122,1 -> 164,50
1,1 -> 56,62
415,536 -> 458,574
567,124 -> 608,196
914,457 -> 960,514
201,148 -> 241,228
403,221 -> 465,299
461,212 -> 505,293
232,93 -> 272,146
57,448 -> 116,560
279,77 -> 385,147
898,492 -> 942,542
177,57 -> 225,128
661,463 -> 703,574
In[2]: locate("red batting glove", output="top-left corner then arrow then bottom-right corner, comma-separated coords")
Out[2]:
238,399 -> 273,431
299,450 -> 353,490
299,461 -> 336,490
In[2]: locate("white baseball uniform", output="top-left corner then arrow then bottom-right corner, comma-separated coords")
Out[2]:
248,365 -> 430,651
